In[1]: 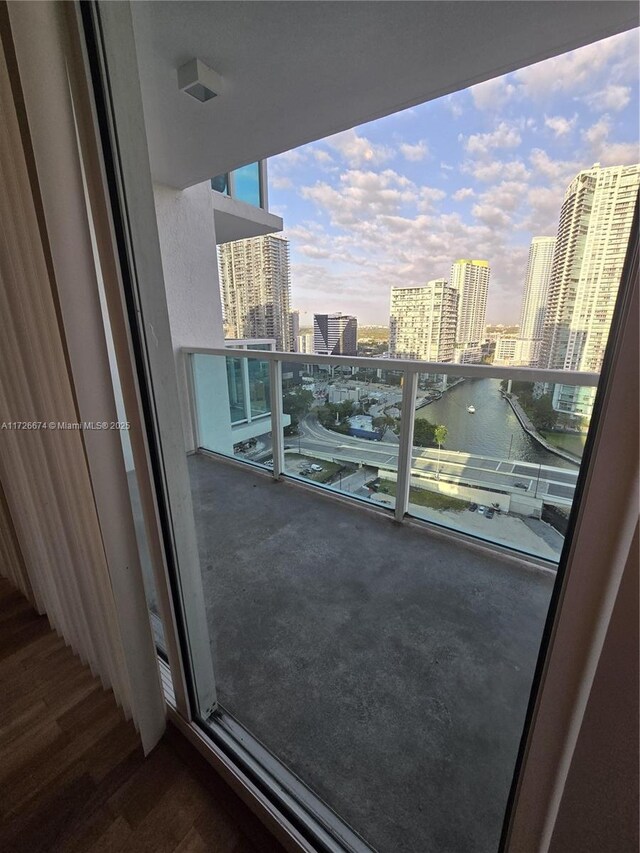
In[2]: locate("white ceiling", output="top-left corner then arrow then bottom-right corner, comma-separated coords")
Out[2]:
130,1 -> 639,190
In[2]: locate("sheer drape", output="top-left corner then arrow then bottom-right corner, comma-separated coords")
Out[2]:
0,12 -> 164,751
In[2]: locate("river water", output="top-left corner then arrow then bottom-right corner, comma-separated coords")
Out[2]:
415,378 -> 579,470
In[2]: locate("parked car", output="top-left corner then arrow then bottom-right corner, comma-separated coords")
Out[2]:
478,505 -> 487,514
309,464 -> 323,472
468,503 -> 478,512
485,508 -> 495,519
514,482 -> 527,489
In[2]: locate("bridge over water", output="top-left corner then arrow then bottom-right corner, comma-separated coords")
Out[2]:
296,416 -> 578,509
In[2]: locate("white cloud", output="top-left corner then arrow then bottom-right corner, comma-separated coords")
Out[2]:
583,116 -> 611,148
472,204 -> 511,228
529,148 -> 580,182
311,149 -> 334,163
524,185 -> 564,235
325,128 -> 393,167
579,116 -> 638,165
271,176 -> 293,189
272,149 -> 304,169
514,29 -> 639,99
417,186 -> 446,211
453,187 -> 475,201
300,168 -> 421,229
585,84 -> 632,113
399,140 -> 429,161
544,114 -> 577,138
477,181 -> 528,213
462,159 -> 530,183
582,117 -> 640,165
444,95 -> 463,118
465,121 -> 522,155
470,77 -> 516,111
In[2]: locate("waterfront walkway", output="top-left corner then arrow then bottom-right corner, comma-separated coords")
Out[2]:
504,394 -> 583,465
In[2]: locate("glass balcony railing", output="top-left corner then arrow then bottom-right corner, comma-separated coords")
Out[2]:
211,160 -> 264,209
190,351 -> 278,463
185,347 -> 599,566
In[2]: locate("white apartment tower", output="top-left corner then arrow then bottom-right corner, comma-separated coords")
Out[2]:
389,279 -> 458,362
297,332 -> 315,354
541,163 -> 640,416
313,313 -> 358,355
516,236 -> 556,366
220,234 -> 292,351
450,259 -> 490,363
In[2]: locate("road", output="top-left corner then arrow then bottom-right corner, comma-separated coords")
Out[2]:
293,414 -> 578,508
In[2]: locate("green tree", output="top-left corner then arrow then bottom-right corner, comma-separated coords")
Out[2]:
511,381 -> 535,406
316,403 -> 338,428
372,414 -> 397,432
531,394 -> 558,431
282,388 -> 314,435
316,401 -> 354,434
337,400 -> 355,420
413,418 -> 436,447
434,424 -> 448,480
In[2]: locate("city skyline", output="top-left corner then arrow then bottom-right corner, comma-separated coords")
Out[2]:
269,28 -> 639,325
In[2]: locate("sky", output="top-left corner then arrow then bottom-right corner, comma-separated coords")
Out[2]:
269,29 -> 639,327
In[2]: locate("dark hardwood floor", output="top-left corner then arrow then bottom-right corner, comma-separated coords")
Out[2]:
0,577 -> 286,853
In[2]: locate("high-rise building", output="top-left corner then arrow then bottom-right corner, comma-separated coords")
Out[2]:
313,313 -> 358,355
389,279 -> 458,362
515,237 -> 556,366
297,332 -> 315,354
220,234 -> 291,350
493,335 -> 519,366
541,163 -> 640,416
288,310 -> 300,352
450,259 -> 490,363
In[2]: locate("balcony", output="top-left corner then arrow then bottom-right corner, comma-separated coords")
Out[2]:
210,160 -> 283,244
179,348 -> 599,851
189,450 -> 557,852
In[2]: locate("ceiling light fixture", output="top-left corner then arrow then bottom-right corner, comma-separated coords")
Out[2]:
177,58 -> 224,103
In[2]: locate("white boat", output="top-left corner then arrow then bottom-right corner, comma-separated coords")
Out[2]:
467,405 -> 476,413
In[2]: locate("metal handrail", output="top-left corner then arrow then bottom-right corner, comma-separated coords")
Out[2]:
183,346 -> 600,387
184,347 -> 597,522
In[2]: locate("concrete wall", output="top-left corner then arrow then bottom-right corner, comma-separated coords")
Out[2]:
380,469 -> 513,513
153,181 -> 228,452
509,493 -> 544,518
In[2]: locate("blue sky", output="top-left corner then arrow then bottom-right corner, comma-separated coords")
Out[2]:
269,29 -> 639,326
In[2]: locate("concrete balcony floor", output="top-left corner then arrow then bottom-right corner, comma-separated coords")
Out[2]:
188,452 -> 555,853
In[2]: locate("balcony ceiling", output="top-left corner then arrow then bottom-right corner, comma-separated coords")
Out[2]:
130,1 -> 638,189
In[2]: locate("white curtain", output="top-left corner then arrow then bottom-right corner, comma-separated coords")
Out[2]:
0,6 -> 165,752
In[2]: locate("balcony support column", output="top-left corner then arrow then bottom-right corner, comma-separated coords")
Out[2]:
269,359 -> 285,479
395,369 -> 418,522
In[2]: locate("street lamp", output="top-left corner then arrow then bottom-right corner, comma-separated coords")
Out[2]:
534,463 -> 542,499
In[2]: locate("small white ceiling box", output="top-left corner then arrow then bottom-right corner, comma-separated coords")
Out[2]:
177,58 -> 224,103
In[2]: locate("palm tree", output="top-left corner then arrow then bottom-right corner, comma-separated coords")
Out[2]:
434,425 -> 448,480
